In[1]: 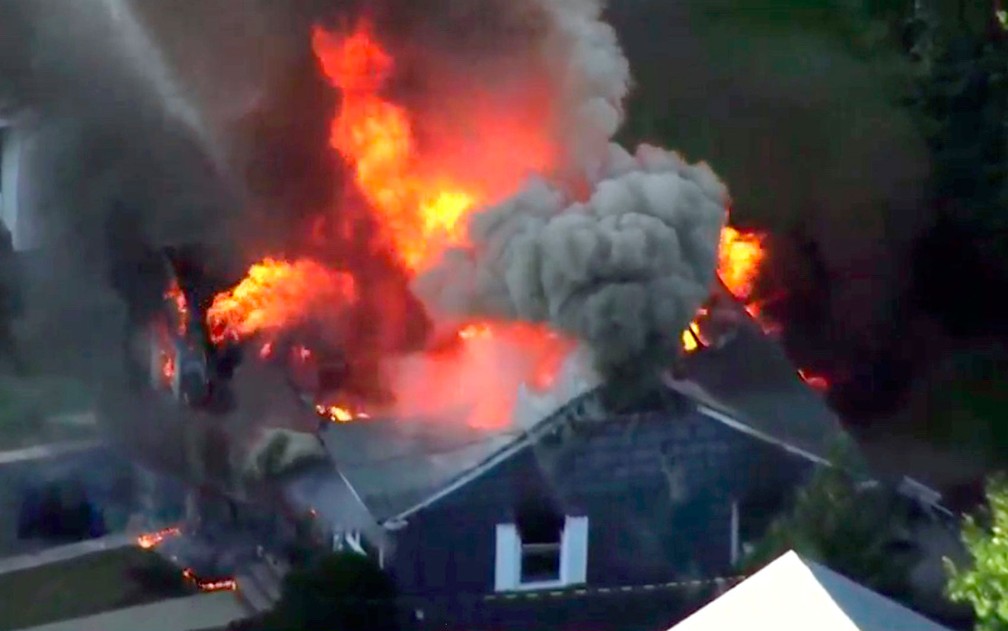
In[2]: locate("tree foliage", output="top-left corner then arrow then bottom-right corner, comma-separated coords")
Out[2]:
742,447 -> 919,599
907,2 -> 1008,335
233,552 -> 399,631
946,475 -> 1008,631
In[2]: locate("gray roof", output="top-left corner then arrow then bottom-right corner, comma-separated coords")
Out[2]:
670,550 -> 952,631
677,301 -> 847,461
279,463 -> 388,548
317,300 -> 849,522
317,417 -> 525,521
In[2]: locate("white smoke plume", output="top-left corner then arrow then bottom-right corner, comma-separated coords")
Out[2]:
415,0 -> 729,380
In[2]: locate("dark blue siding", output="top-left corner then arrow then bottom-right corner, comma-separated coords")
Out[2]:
388,408 -> 814,601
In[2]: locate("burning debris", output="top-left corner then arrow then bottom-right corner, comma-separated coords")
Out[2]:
137,525 -> 182,550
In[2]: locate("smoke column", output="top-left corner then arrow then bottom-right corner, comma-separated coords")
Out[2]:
414,0 -> 729,381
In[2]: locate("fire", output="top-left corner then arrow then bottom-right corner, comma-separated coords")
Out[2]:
682,321 -> 703,352
718,226 -> 766,302
456,321 -> 571,394
312,21 -> 553,273
682,225 -> 768,353
137,526 -> 181,549
182,568 -> 237,592
798,369 -> 830,391
316,404 -> 371,423
164,278 -> 188,336
312,22 -> 476,271
680,224 -> 831,393
206,258 -> 357,345
160,349 -> 175,385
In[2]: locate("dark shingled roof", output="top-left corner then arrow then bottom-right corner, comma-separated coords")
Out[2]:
316,300 -> 850,522
676,303 -> 848,461
317,417 -> 527,521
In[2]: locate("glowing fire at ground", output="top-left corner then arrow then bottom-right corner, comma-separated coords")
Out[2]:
182,568 -> 237,592
137,526 -> 181,549
206,258 -> 356,345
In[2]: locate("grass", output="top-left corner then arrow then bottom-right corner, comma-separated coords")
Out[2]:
0,374 -> 96,451
0,547 -> 194,630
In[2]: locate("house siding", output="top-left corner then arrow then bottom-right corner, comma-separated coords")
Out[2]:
387,401 -> 815,614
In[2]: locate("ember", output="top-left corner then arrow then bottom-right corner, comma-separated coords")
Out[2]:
137,526 -> 181,549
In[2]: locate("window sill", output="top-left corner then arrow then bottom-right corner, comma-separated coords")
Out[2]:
510,579 -> 574,592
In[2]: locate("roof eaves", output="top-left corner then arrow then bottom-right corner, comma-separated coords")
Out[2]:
383,387 -> 606,525
664,374 -> 831,466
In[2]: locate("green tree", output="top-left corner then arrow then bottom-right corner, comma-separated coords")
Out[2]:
742,446 -> 920,599
945,475 -> 1008,631
233,552 -> 399,631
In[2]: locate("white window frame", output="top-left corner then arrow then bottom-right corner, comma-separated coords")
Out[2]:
730,498 -> 740,567
494,516 -> 588,592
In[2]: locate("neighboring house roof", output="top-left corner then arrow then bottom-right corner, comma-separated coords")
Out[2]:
668,550 -> 953,631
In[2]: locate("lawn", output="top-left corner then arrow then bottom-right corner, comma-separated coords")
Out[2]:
0,374 -> 97,451
0,547 -> 195,630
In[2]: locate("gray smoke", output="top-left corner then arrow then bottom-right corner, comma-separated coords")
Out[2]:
417,144 -> 727,378
414,0 -> 728,380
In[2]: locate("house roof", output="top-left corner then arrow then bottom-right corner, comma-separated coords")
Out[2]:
676,300 -> 847,461
317,411 -> 531,521
315,301 -> 850,523
668,550 -> 953,631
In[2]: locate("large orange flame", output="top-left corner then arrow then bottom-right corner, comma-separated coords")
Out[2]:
312,21 -> 554,273
206,258 -> 356,345
312,22 -> 478,272
305,20 -> 571,427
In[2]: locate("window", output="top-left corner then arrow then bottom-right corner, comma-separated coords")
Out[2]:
494,516 -> 588,592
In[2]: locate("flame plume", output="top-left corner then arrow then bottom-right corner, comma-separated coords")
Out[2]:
206,258 -> 357,345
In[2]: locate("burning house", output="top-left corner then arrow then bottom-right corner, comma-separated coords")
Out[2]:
0,1 -> 956,629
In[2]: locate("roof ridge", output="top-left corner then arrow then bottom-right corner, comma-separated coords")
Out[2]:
384,386 -> 608,523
